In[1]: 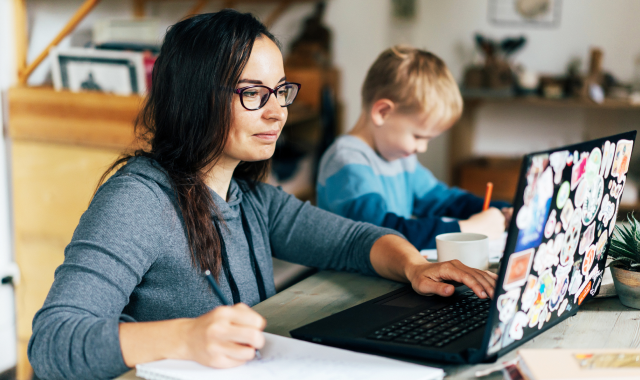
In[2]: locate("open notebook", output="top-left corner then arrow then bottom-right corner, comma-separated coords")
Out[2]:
136,333 -> 444,380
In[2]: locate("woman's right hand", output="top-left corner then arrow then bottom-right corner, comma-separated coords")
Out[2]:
180,303 -> 266,368
458,207 -> 506,239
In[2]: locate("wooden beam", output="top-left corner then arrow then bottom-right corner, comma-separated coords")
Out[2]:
185,0 -> 209,17
264,0 -> 292,28
13,0 -> 28,83
18,0 -> 102,85
222,0 -> 235,9
133,0 -> 146,18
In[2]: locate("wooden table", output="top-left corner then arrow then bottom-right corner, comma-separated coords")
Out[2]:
119,270 -> 640,380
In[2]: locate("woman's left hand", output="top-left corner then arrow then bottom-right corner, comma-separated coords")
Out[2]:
405,260 -> 498,299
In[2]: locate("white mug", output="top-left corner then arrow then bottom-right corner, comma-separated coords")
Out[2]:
436,232 -> 489,270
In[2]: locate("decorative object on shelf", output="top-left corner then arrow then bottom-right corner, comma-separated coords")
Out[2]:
391,0 -> 416,20
93,18 -> 161,52
489,0 -> 562,27
50,47 -> 147,96
462,34 -> 526,95
608,213 -> 640,309
285,1 -> 332,68
581,48 -> 605,103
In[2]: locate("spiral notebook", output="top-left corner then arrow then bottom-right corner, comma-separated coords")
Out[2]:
136,333 -> 444,380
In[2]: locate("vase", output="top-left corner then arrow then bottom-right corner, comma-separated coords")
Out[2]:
611,265 -> 640,309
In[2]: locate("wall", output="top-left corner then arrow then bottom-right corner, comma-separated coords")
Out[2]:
0,0 -> 17,374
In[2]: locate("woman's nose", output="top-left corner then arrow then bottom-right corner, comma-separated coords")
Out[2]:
262,93 -> 286,121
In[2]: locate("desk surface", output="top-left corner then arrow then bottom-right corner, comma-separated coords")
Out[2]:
119,270 -> 640,380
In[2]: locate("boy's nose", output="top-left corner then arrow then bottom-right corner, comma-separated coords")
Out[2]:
416,140 -> 429,153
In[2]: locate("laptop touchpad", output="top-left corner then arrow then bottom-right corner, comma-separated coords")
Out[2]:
379,292 -> 431,308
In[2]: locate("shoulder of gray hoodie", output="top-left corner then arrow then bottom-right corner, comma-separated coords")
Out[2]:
27,156 -> 403,380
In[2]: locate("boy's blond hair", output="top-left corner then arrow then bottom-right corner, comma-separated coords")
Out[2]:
361,46 -> 463,125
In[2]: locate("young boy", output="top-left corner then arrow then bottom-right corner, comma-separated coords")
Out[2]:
317,46 -> 511,250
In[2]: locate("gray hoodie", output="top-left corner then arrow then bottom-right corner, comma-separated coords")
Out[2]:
28,156 -> 400,380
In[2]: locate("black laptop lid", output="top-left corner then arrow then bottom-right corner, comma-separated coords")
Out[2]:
481,131 -> 637,359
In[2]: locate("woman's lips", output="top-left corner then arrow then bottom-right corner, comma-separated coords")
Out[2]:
253,130 -> 279,142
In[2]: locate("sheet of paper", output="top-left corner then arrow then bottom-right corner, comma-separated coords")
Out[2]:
136,333 -> 443,380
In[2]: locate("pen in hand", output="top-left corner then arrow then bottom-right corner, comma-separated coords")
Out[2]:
204,270 -> 262,360
482,182 -> 493,211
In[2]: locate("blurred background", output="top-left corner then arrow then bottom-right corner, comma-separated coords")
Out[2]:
2,0 -> 640,379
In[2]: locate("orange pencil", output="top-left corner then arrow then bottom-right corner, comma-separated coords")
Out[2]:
482,182 -> 493,211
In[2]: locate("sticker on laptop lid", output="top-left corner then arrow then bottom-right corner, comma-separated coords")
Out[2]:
600,141 -> 614,178
516,167 -> 554,251
497,289 -> 520,322
556,181 -> 570,209
549,275 -> 568,311
508,311 -> 528,340
574,179 -> 588,208
549,150 -> 570,184
598,194 -> 615,228
520,275 -> 538,312
611,140 -> 633,182
544,209 -> 557,239
595,233 -> 608,261
560,199 -> 574,231
568,260 -> 583,295
582,244 -> 596,276
582,176 -> 604,225
503,249 -> 535,290
487,323 -> 504,355
571,152 -> 589,190
560,207 -> 582,266
579,222 -> 596,255
578,280 -> 592,305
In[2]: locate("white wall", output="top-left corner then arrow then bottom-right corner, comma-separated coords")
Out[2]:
0,0 -> 17,373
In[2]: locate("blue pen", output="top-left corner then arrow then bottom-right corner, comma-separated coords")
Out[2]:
204,270 -> 262,360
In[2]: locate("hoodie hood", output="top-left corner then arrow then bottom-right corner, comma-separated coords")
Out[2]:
119,156 -> 242,221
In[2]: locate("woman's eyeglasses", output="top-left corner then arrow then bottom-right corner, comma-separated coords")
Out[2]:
234,82 -> 301,111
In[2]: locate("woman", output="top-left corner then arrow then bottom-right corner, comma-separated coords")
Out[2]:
28,10 -> 497,380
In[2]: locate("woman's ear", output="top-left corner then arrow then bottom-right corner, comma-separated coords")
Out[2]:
370,99 -> 395,127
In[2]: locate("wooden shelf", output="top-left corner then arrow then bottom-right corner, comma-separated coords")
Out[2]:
464,96 -> 640,110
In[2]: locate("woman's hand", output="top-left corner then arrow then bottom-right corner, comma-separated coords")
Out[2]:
369,235 -> 497,300
181,303 -> 266,368
501,207 -> 514,228
459,207 -> 506,239
405,260 -> 498,299
120,303 -> 266,369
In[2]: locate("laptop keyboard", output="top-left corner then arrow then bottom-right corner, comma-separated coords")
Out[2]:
366,291 -> 491,348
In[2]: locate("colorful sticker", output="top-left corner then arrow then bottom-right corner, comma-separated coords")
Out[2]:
538,306 -> 548,330
598,194 -> 615,228
584,147 -> 602,183
568,260 -> 583,295
533,241 -> 560,274
571,152 -> 589,190
538,269 -> 555,301
555,222 -> 562,234
549,275 -> 568,311
560,199 -> 574,231
582,244 -> 596,275
600,141 -> 615,178
578,281 -> 592,305
595,233 -> 608,261
591,275 -> 602,296
574,179 -> 588,208
579,222 -> 595,255
558,298 -> 569,316
497,289 -> 521,322
556,181 -> 571,209
527,296 -> 545,328
487,324 -> 504,355
550,151 -> 570,184
611,178 -> 624,200
544,209 -> 557,239
503,249 -> 535,290
520,275 -> 538,312
560,207 -> 582,266
611,140 -> 633,182
609,198 -> 619,237
508,311 -> 528,340
582,176 -> 604,225
516,166 -> 554,251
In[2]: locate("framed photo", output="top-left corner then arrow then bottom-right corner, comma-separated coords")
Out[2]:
489,0 -> 562,28
50,47 -> 147,96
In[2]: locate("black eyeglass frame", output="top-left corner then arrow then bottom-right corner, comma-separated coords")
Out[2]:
234,82 -> 302,111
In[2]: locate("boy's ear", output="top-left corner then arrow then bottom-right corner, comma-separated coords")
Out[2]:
370,99 -> 395,127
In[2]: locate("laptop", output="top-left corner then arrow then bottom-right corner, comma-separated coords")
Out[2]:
290,131 -> 637,364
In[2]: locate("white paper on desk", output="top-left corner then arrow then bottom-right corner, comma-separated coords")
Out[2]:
421,232 -> 507,263
136,333 -> 444,380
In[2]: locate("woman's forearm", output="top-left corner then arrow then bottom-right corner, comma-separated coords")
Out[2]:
119,318 -> 191,367
369,234 -> 425,282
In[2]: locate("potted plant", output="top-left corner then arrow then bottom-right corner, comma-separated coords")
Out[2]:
608,213 -> 640,309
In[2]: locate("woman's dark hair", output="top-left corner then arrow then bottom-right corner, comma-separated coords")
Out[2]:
97,10 -> 279,278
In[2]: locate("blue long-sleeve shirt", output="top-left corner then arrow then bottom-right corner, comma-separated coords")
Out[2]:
317,135 -> 509,250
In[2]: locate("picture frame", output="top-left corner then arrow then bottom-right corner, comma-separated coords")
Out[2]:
50,47 -> 147,96
489,0 -> 562,28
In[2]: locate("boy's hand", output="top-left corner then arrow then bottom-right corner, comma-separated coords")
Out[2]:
458,208 -> 505,239
406,260 -> 498,299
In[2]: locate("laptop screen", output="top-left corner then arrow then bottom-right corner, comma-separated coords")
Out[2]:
484,131 -> 636,358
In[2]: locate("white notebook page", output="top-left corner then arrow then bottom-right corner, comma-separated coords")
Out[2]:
136,333 -> 444,380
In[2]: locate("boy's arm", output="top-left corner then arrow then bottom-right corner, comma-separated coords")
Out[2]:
317,164 -> 461,250
412,163 -> 510,219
